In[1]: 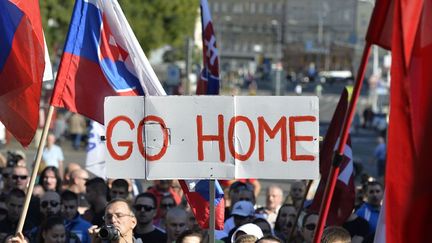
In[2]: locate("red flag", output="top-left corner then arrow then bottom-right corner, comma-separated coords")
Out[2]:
386,0 -> 431,242
309,89 -> 354,225
0,0 -> 45,146
365,0 -> 394,50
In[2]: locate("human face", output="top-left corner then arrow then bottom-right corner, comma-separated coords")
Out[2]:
104,201 -> 136,237
276,206 -> 296,235
2,167 -> 13,190
62,200 -> 78,220
42,224 -> 66,243
266,187 -> 283,211
74,171 -> 88,192
43,170 -> 57,191
238,190 -> 254,204
134,197 -> 156,225
85,186 -> 97,204
110,186 -> 128,200
40,191 -> 61,217
290,182 -> 305,201
302,214 -> 318,243
166,213 -> 187,241
47,134 -> 56,147
182,236 -> 201,243
7,195 -> 24,222
11,167 -> 29,191
160,197 -> 175,217
367,184 -> 383,207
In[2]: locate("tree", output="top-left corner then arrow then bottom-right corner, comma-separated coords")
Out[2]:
40,0 -> 198,61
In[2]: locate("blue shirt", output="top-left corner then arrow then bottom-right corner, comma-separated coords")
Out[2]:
355,202 -> 380,234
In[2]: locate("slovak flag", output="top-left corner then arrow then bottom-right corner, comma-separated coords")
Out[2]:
178,0 -> 225,230
51,0 -> 165,123
196,0 -> 220,95
309,88 -> 355,225
180,179 -> 225,230
0,0 -> 45,146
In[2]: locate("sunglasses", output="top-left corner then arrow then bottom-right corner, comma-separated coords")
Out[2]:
12,175 -> 28,180
134,204 -> 155,212
160,203 -> 175,209
41,200 -> 60,208
304,223 -> 316,231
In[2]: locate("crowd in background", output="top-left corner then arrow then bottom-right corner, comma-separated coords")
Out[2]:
0,110 -> 385,243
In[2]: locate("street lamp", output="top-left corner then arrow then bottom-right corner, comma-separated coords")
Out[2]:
271,19 -> 283,96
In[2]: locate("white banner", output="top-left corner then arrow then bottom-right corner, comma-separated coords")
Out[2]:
104,96 -> 319,180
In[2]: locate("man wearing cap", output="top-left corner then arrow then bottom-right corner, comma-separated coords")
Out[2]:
222,201 -> 256,241
231,223 -> 263,243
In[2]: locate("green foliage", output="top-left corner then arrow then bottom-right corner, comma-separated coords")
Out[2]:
39,0 -> 198,60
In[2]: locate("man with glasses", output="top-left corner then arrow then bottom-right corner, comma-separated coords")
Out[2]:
301,213 -> 318,243
28,191 -> 63,242
133,193 -> 166,242
88,198 -> 140,243
11,166 -> 29,191
61,190 -> 92,243
10,166 -> 41,229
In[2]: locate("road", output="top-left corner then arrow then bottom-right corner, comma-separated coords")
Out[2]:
0,83 -> 382,205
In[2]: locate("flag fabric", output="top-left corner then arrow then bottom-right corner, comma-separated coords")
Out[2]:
365,0 -> 394,50
373,195 -> 385,243
51,0 -> 165,124
178,0 -> 225,230
180,180 -> 225,230
0,0 -> 45,146
85,120 -> 106,179
196,0 -> 220,95
309,89 -> 355,226
385,0 -> 432,242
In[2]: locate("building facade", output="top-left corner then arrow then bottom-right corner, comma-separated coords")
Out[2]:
210,0 -> 373,77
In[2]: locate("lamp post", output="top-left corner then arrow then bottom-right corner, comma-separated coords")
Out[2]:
272,19 -> 283,96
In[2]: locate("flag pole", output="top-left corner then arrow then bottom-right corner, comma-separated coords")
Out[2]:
312,42 -> 372,243
16,105 -> 55,234
209,179 -> 216,243
288,180 -> 313,243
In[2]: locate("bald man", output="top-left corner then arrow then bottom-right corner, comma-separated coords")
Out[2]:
165,207 -> 188,243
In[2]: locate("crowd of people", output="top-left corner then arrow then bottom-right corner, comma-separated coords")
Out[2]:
0,126 -> 384,243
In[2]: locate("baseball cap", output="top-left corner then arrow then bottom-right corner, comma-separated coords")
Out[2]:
231,223 -> 264,243
231,201 -> 255,217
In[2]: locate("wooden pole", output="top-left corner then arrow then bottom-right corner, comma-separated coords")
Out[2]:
209,179 -> 215,243
16,105 -> 55,234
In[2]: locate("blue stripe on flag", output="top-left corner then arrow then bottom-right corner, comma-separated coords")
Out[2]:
195,180 -> 224,205
100,59 -> 144,94
0,1 -> 23,71
64,0 -> 101,62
